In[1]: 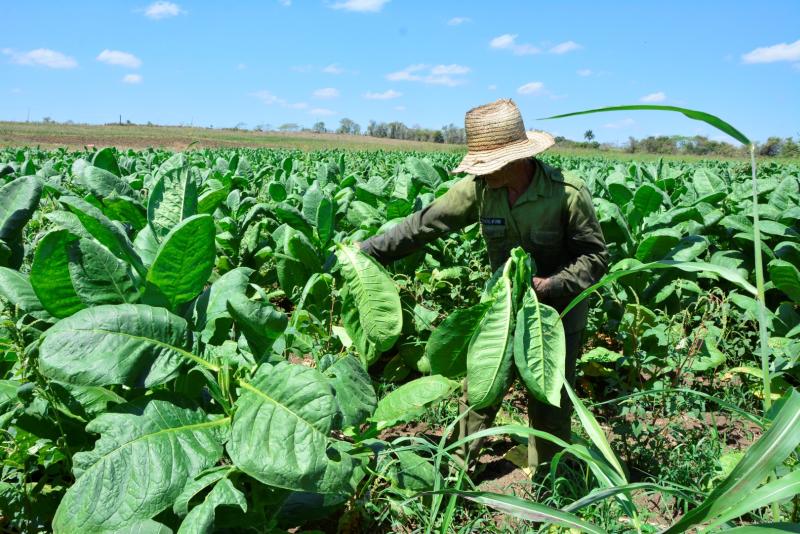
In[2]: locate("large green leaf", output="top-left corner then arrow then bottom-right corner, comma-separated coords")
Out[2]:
692,168 -> 727,204
370,374 -> 457,429
226,293 -> 288,361
335,244 -> 402,352
145,214 -> 215,310
91,147 -> 122,176
320,354 -> 377,428
195,267 -> 253,343
467,259 -> 515,409
0,267 -> 50,320
39,304 -> 215,387
632,183 -> 667,218
634,229 -> 681,262
79,165 -> 134,198
0,175 -> 42,239
52,400 -> 227,533
0,175 -> 43,269
30,230 -> 85,318
176,478 -> 246,534
227,362 -> 355,494
541,105 -> 750,145
60,196 -> 146,277
427,303 -> 490,378
67,238 -> 138,306
405,157 -> 441,188
513,288 -> 565,407
664,389 -> 800,533
769,259 -> 800,303
316,197 -> 335,247
148,168 -> 198,241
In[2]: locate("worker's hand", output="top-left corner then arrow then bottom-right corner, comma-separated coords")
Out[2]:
532,276 -> 551,300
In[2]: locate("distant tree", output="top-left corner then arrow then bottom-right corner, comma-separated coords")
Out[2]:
278,123 -> 300,132
42,116 -> 54,124
584,129 -> 595,142
337,118 -> 360,135
759,137 -> 783,157
312,121 -> 327,133
782,137 -> 800,157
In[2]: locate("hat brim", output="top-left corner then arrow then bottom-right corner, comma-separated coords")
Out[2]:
452,131 -> 555,175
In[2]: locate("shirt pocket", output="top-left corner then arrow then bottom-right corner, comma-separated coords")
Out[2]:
531,229 -> 562,248
481,221 -> 506,242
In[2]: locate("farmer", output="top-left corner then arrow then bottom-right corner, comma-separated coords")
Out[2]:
360,99 -> 609,470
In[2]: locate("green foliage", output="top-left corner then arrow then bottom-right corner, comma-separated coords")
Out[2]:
0,143 -> 798,532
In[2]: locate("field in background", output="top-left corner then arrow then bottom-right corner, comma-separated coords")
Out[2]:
0,121 -> 466,152
5,121 -> 799,164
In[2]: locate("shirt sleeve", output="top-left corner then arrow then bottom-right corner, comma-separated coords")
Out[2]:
547,185 -> 609,300
360,176 -> 479,264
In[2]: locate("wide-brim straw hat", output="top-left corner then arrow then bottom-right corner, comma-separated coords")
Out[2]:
452,99 -> 555,175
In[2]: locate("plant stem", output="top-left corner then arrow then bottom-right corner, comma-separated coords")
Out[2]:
750,144 -> 779,522
749,144 -> 770,413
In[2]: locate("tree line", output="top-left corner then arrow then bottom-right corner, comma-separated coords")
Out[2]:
559,130 -> 800,158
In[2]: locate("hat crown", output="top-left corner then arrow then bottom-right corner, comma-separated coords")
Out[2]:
464,99 -> 527,152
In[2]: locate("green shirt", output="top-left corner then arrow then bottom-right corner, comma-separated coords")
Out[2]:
361,159 -> 609,333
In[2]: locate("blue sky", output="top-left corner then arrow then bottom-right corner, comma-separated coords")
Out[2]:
2,0 -> 799,144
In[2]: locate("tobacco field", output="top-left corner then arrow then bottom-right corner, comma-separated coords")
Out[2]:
0,144 -> 799,533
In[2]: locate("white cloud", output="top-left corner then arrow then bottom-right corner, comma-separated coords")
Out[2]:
122,74 -> 143,84
144,1 -> 184,19
640,91 -> 666,103
2,48 -> 77,69
431,64 -> 470,75
742,39 -> 800,64
331,0 -> 389,12
394,105 -> 406,111
549,41 -> 581,54
364,89 -> 402,100
250,90 -> 307,110
309,108 -> 336,116
386,63 -> 427,81
386,64 -> 469,86
489,34 -> 540,55
97,50 -> 142,69
278,0 -> 291,5
490,34 -> 516,49
447,16 -> 470,26
313,87 -> 340,98
10,88 -> 23,94
487,84 -> 497,90
291,64 -> 313,73
577,68 -> 592,77
251,90 -> 284,105
603,118 -> 635,129
322,63 -> 344,74
236,63 -> 247,70
517,81 -> 545,95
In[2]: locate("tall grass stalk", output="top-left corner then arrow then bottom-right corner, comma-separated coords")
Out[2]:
543,105 -> 783,523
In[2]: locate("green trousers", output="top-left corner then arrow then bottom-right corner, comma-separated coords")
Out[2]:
454,330 -> 582,469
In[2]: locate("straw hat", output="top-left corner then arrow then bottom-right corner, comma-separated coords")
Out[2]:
452,99 -> 555,175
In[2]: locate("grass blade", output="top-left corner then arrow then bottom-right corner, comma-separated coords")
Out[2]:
539,104 -> 750,145
701,470 -> 800,532
426,490 -> 608,534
